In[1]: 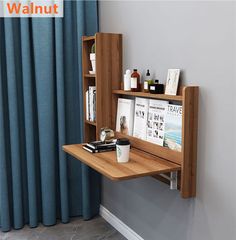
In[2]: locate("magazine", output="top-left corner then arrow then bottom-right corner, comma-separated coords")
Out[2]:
133,97 -> 149,140
146,99 -> 169,146
164,104 -> 182,152
116,98 -> 135,136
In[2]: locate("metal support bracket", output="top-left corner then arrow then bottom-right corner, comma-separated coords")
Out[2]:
160,171 -> 178,190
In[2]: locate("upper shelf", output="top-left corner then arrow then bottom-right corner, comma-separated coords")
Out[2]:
63,144 -> 181,181
84,74 -> 96,78
82,36 -> 95,42
112,90 -> 183,102
85,120 -> 97,126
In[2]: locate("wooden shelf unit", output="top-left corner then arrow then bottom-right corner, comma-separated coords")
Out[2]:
63,32 -> 199,199
82,33 -> 122,142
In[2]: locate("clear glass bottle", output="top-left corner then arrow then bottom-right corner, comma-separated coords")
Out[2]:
131,69 -> 140,92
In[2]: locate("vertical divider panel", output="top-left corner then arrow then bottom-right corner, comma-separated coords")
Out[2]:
111,34 -> 123,131
96,33 -> 123,137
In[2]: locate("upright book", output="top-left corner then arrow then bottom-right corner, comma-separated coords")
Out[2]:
86,90 -> 89,120
133,97 -> 149,140
164,104 -> 182,152
116,98 -> 135,136
86,86 -> 96,122
146,99 -> 169,146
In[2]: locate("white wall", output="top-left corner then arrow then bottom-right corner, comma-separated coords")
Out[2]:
99,1 -> 236,240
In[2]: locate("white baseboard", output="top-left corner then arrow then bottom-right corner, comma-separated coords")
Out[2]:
100,205 -> 144,240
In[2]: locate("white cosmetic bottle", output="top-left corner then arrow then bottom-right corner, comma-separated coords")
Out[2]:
123,69 -> 131,91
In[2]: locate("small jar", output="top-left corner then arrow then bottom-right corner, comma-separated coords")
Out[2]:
149,80 -> 165,94
131,69 -> 141,92
116,138 -> 130,163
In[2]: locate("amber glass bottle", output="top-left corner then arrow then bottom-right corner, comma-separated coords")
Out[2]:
131,69 -> 140,92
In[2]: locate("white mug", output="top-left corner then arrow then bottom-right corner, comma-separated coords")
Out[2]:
116,138 -> 130,163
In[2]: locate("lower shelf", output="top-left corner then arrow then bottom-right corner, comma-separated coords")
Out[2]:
63,144 -> 181,181
85,120 -> 97,126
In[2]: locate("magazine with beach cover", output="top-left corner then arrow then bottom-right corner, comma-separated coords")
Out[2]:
164,104 -> 182,152
116,98 -> 135,136
146,99 -> 169,146
133,97 -> 149,140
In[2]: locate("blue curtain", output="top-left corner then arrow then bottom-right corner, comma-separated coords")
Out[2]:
0,0 -> 100,232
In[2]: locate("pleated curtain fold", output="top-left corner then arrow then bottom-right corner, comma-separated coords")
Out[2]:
0,0 -> 100,232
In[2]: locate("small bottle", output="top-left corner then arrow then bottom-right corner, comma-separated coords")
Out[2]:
131,69 -> 140,92
144,69 -> 152,93
123,69 -> 131,91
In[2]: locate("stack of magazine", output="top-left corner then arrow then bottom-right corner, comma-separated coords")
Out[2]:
83,141 -> 116,153
116,97 -> 182,152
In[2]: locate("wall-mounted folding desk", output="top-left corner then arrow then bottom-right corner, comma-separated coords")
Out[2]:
63,33 -> 199,199
63,144 -> 181,181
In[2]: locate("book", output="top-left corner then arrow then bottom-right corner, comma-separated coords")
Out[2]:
87,86 -> 96,122
146,99 -> 169,146
133,97 -> 149,140
86,90 -> 89,121
93,89 -> 96,121
164,104 -> 182,152
165,69 -> 180,95
116,98 -> 134,136
83,145 -> 115,153
87,140 -> 116,150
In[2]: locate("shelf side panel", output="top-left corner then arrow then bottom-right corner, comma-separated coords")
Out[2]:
181,86 -> 199,198
82,36 -> 97,142
82,38 -> 94,76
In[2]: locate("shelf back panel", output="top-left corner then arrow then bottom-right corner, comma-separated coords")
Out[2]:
115,132 -> 182,165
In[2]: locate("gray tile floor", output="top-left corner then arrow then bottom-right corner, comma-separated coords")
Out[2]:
0,217 -> 126,240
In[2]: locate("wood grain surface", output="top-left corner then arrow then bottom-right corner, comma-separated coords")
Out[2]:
112,90 -> 183,102
63,144 -> 181,181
